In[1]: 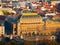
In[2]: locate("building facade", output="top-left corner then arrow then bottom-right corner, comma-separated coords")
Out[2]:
17,15 -> 60,37
0,25 -> 5,36
17,15 -> 44,36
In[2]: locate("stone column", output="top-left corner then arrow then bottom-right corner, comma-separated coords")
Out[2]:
17,22 -> 21,36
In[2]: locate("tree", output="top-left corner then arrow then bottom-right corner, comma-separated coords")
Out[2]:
4,21 -> 13,35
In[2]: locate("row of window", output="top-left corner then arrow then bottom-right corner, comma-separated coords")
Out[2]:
20,32 -> 56,36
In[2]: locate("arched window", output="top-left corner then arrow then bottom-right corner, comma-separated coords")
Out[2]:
36,32 -> 39,36
32,32 -> 35,36
27,32 -> 31,36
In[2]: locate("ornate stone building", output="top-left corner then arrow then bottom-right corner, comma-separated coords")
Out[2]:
17,15 -> 60,36
17,15 -> 44,36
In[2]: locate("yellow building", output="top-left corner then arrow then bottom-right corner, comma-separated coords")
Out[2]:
0,25 -> 5,36
17,15 -> 44,36
17,10 -> 60,36
17,15 -> 60,36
